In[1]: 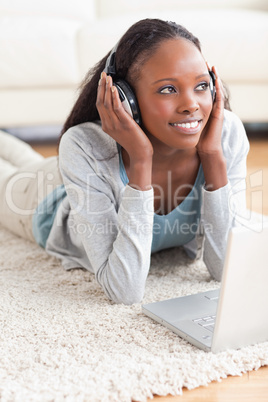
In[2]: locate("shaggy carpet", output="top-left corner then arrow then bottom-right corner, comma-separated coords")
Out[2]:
0,224 -> 267,402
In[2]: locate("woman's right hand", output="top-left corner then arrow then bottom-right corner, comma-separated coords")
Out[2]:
96,72 -> 153,190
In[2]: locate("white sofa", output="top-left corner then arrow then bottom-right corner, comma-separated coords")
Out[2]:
0,0 -> 268,137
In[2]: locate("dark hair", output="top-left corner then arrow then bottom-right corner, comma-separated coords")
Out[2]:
60,18 -> 230,139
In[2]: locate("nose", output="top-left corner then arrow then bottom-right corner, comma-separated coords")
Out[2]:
177,91 -> 199,114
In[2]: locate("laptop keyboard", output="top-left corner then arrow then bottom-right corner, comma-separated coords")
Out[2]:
192,315 -> 216,332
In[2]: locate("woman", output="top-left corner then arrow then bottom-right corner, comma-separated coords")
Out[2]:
0,19 -> 249,304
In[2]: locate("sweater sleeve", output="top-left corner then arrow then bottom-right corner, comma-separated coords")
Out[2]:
201,110 -> 250,281
58,128 -> 154,305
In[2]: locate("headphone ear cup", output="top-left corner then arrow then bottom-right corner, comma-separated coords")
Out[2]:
114,79 -> 142,126
209,71 -> 216,102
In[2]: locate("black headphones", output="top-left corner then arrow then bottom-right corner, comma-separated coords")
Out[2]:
209,70 -> 216,102
104,42 -> 142,126
104,42 -> 216,127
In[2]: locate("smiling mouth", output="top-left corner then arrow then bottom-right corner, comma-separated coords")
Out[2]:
169,120 -> 202,133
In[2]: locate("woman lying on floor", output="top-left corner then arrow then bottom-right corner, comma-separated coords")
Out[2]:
0,18 -> 249,304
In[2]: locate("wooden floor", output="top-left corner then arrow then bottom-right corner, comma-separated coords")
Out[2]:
153,366 -> 268,402
32,138 -> 268,402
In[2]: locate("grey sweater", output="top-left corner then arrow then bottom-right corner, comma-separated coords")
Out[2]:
46,110 -> 249,304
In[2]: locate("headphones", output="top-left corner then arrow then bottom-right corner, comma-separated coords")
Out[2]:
209,70 -> 216,102
104,42 -> 216,127
104,42 -> 142,126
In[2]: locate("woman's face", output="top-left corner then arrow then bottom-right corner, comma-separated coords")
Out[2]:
133,38 -> 213,151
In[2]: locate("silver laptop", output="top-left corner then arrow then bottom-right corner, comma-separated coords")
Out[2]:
142,222 -> 268,353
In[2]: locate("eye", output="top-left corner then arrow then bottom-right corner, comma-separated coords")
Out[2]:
159,85 -> 177,94
195,82 -> 209,92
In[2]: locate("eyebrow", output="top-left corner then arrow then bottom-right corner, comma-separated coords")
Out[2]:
152,73 -> 210,85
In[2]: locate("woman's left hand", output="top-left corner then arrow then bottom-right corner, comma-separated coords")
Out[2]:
196,65 -> 228,191
196,65 -> 225,157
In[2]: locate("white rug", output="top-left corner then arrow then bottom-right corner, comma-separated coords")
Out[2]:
1,225 -> 268,402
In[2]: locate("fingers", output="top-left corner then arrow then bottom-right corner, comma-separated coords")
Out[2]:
96,71 -> 106,107
96,71 -> 138,147
206,62 -> 224,100
104,74 -> 113,109
97,71 -> 132,123
96,72 -> 119,132
206,60 -> 212,71
96,71 -> 113,120
211,66 -> 224,101
111,84 -> 123,115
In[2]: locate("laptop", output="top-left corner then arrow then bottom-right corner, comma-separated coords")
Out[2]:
142,222 -> 268,353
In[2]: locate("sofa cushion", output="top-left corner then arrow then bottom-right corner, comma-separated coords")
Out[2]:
78,9 -> 268,84
97,0 -> 268,18
0,0 -> 96,21
0,17 -> 82,88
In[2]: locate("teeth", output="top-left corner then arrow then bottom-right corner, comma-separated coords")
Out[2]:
172,121 -> 199,128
